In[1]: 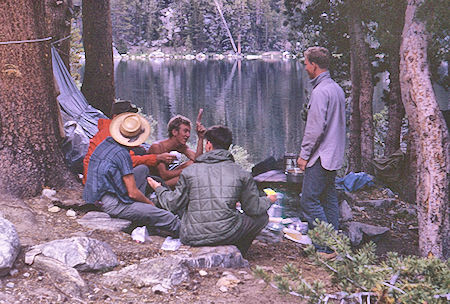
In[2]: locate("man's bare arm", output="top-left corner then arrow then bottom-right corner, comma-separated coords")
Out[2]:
123,174 -> 154,205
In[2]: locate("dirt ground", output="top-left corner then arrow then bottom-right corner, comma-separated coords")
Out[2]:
0,185 -> 419,303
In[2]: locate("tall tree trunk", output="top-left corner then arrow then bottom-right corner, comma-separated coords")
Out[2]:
349,0 -> 374,173
347,28 -> 362,173
399,0 -> 449,259
81,0 -> 115,117
385,53 -> 404,156
384,3 -> 405,156
0,0 -> 75,198
45,0 -> 73,71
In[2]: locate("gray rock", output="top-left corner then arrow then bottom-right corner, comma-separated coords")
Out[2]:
343,192 -> 358,204
25,237 -> 118,272
152,284 -> 170,294
0,218 -> 20,276
178,245 -> 249,268
355,199 -> 396,209
255,227 -> 283,244
32,255 -> 87,299
102,256 -> 189,288
339,200 -> 353,222
345,222 -> 390,246
396,206 -> 417,217
76,211 -> 131,232
382,188 -> 396,198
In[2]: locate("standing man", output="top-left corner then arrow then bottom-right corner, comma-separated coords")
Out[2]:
147,110 -> 206,188
147,125 -> 277,256
297,47 -> 346,251
83,112 -> 180,237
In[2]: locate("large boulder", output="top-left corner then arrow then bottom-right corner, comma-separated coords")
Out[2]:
102,256 -> 189,289
32,255 -> 87,299
25,237 -> 117,272
179,245 -> 249,268
0,218 -> 20,276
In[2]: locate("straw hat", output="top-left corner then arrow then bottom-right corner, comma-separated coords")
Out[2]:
109,113 -> 150,147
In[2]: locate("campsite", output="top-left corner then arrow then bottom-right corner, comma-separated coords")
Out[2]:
0,1 -> 448,303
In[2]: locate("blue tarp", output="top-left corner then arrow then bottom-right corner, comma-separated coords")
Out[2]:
335,172 -> 374,192
51,47 -> 107,138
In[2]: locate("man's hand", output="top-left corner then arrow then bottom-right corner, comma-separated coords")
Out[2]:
196,108 -> 206,138
268,194 -> 278,203
147,176 -> 162,190
297,157 -> 308,171
156,152 -> 177,164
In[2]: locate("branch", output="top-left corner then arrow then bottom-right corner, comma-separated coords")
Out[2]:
317,257 -> 368,291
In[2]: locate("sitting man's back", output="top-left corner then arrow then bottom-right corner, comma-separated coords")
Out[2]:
147,125 -> 276,255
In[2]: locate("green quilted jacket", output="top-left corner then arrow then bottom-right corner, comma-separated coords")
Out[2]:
155,149 -> 271,246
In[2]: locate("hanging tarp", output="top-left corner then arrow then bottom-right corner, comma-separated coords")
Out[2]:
51,46 -> 107,138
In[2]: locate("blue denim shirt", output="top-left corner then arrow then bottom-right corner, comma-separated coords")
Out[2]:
83,137 -> 134,204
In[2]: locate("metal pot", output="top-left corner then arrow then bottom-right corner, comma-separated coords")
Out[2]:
286,170 -> 303,184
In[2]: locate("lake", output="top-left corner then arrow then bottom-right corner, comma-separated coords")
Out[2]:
115,59 -> 309,165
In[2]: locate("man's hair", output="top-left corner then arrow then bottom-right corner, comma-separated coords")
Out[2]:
304,47 -> 330,69
205,125 -> 233,150
167,115 -> 191,137
110,100 -> 138,117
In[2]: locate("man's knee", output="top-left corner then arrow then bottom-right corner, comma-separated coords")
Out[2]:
133,164 -> 149,177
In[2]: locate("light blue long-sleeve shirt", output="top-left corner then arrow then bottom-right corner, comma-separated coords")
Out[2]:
300,71 -> 346,171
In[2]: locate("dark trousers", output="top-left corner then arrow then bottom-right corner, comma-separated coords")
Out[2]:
300,159 -> 339,253
218,213 -> 269,256
99,165 -> 180,237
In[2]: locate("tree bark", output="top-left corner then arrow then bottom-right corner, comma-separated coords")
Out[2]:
347,25 -> 362,173
45,0 -> 73,71
399,0 -> 449,259
349,0 -> 374,173
81,0 -> 115,117
0,0 -> 76,198
384,3 -> 405,156
385,53 -> 404,156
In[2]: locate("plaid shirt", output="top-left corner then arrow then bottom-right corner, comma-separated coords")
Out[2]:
83,137 -> 134,204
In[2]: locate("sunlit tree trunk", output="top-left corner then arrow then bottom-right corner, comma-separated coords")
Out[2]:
0,0 -> 76,198
81,0 -> 115,117
45,0 -> 73,71
400,0 -> 449,259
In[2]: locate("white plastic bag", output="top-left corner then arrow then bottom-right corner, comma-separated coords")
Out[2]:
161,236 -> 181,251
131,226 -> 152,243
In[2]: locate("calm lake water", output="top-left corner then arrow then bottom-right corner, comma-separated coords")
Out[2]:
115,59 -> 309,165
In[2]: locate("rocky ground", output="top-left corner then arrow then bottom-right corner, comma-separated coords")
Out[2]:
0,183 -> 419,304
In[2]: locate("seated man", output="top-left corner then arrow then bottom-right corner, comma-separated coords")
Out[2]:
147,110 -> 205,188
82,100 -> 175,184
83,112 -> 180,237
147,125 -> 276,255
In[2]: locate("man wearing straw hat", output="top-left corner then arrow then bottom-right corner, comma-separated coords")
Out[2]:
83,112 -> 180,236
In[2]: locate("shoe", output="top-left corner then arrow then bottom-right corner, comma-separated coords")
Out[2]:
317,251 -> 337,261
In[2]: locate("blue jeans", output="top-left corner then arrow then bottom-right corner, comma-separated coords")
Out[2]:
300,159 -> 339,251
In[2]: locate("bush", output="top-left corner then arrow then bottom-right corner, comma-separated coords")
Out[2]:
255,221 -> 450,303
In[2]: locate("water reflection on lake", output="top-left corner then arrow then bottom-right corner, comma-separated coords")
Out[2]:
115,59 -> 309,164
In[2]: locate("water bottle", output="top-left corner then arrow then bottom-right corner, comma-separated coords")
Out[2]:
267,193 -> 284,218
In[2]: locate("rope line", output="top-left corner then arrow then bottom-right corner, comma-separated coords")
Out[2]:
51,35 -> 71,45
0,37 -> 52,45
